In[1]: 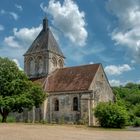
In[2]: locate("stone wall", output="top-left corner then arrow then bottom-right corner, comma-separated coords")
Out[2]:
14,107 -> 42,123
24,51 -> 64,79
24,51 -> 49,78
89,65 -> 114,125
48,52 -> 64,74
46,93 -> 89,124
89,65 -> 114,104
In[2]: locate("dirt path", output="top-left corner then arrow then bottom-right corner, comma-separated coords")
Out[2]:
0,124 -> 140,140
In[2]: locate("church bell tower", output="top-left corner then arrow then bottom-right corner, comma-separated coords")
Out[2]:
24,17 -> 65,79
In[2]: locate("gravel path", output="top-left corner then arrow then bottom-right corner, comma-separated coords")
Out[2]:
0,124 -> 140,140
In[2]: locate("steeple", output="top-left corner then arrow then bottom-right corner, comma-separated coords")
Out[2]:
43,17 -> 48,31
24,17 -> 65,79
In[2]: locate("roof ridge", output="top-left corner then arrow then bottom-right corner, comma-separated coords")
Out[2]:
47,29 -> 64,57
59,63 -> 101,70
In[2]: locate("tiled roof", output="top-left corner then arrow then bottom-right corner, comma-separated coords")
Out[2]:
31,77 -> 46,86
31,64 -> 100,93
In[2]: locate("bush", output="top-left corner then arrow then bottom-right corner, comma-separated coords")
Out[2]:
133,117 -> 140,127
133,104 -> 140,117
127,111 -> 135,125
94,102 -> 128,128
125,94 -> 140,105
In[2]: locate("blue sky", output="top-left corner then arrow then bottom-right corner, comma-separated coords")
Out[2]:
0,0 -> 140,86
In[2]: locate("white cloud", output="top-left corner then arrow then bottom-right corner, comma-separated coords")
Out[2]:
0,9 -> 6,14
0,9 -> 19,20
0,24 -> 4,31
2,25 -> 42,69
15,4 -> 23,11
106,0 -> 140,62
109,80 -> 122,87
109,79 -> 140,87
4,36 -> 21,48
105,64 -> 132,75
12,59 -> 22,70
131,60 -> 136,64
4,25 -> 42,48
13,25 -> 42,44
9,12 -> 19,20
89,61 -> 94,64
40,0 -> 88,46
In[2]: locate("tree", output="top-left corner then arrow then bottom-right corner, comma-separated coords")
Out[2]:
112,83 -> 140,126
133,104 -> 140,117
125,83 -> 138,89
125,94 -> 140,105
94,102 -> 128,128
0,57 -> 46,122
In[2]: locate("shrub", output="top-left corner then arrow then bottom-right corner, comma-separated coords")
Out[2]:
133,117 -> 140,127
94,102 -> 128,128
133,104 -> 140,117
127,110 -> 135,125
125,94 -> 140,105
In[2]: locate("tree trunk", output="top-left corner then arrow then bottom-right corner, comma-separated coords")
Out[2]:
2,114 -> 8,123
0,109 -> 9,123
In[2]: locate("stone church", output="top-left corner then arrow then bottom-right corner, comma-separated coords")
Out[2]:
22,18 -> 114,126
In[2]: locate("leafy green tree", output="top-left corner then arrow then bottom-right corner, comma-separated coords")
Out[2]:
125,94 -> 140,105
0,57 -> 46,122
125,83 -> 138,89
133,117 -> 140,127
112,83 -> 140,126
133,104 -> 140,117
94,102 -> 128,128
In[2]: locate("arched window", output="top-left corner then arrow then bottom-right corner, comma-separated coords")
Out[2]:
58,59 -> 63,68
54,99 -> 59,111
52,57 -> 57,67
29,58 -> 35,75
73,97 -> 78,111
37,57 -> 43,74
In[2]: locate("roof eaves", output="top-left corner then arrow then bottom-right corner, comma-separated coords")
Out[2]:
48,90 -> 93,95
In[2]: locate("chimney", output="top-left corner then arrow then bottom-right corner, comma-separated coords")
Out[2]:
43,17 -> 48,31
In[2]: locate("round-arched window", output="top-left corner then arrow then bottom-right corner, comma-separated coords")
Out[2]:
37,57 -> 43,74
52,57 -> 57,67
58,59 -> 63,68
29,58 -> 35,75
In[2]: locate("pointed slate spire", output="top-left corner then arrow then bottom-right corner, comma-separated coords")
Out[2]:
24,17 -> 65,58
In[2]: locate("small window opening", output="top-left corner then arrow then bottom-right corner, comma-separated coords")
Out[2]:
73,97 -> 78,111
54,99 -> 59,111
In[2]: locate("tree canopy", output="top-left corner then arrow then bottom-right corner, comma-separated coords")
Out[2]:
112,83 -> 140,126
0,57 -> 46,122
113,83 -> 140,105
